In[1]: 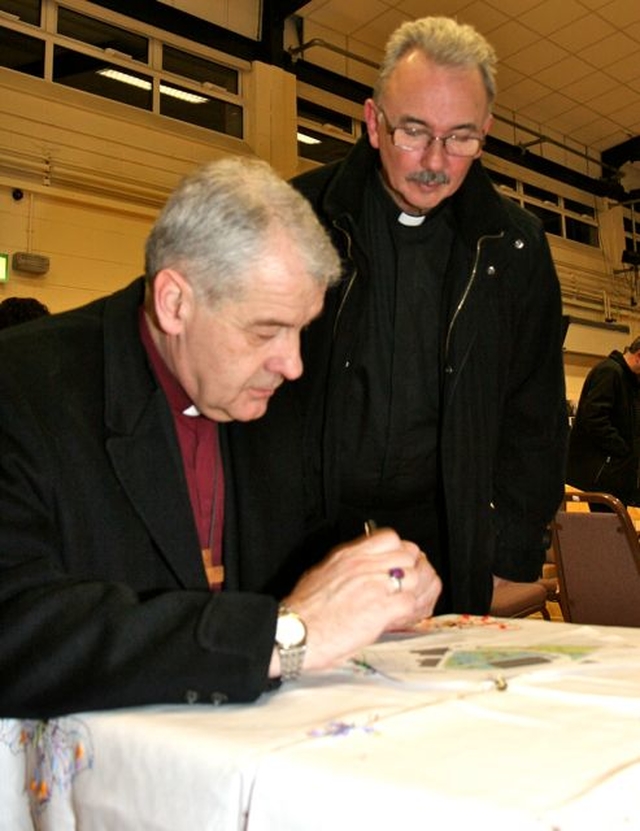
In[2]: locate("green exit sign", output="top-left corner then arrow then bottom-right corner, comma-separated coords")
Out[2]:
0,253 -> 8,283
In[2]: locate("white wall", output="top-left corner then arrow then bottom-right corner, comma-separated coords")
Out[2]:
0,61 -> 296,312
0,186 -> 153,312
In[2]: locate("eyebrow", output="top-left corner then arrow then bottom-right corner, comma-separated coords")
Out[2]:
400,115 -> 479,132
247,318 -> 289,329
246,301 -> 325,331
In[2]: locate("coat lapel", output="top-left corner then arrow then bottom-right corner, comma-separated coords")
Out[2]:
102,280 -> 206,589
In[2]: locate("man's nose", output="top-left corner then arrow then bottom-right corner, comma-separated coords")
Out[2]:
268,337 -> 303,381
420,137 -> 447,166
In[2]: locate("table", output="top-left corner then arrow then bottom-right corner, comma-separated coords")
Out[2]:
3,614 -> 640,831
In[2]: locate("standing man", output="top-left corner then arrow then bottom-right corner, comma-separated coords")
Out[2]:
567,338 -> 640,504
235,16 -> 567,614
0,157 -> 441,718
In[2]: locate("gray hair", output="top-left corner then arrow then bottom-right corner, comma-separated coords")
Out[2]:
625,336 -> 640,354
145,157 -> 341,305
374,16 -> 498,109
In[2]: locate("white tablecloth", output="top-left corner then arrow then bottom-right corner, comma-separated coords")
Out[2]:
3,615 -> 640,831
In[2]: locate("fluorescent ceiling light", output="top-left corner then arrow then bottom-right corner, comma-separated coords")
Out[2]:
98,68 -> 149,89
160,85 -> 208,104
97,69 -> 208,103
297,132 -> 321,145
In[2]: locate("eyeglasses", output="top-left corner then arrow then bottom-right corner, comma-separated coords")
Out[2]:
376,105 -> 484,158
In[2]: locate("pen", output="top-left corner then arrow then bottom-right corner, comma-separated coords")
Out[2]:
364,519 -> 378,537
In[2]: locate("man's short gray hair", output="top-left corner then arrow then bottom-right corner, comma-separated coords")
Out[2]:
374,16 -> 498,109
145,156 -> 341,305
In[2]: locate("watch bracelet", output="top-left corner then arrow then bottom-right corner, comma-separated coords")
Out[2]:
278,643 -> 306,681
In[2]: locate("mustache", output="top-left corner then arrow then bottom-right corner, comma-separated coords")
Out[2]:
407,170 -> 450,186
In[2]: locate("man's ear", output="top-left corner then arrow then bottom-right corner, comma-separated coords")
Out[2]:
153,268 -> 193,335
364,98 -> 382,150
477,113 -> 494,158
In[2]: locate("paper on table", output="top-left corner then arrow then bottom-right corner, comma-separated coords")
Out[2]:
355,615 -> 640,692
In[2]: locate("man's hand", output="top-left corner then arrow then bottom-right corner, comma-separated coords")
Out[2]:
269,527 -> 441,677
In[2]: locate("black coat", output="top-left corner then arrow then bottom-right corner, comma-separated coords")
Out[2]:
230,138 -> 568,614
0,279 -> 282,718
567,350 -> 640,503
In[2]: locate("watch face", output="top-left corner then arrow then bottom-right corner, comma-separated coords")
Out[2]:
276,611 -> 306,648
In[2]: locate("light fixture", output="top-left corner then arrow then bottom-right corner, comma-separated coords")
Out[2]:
160,85 -> 208,105
97,69 -> 208,104
98,68 -> 150,90
297,132 -> 321,145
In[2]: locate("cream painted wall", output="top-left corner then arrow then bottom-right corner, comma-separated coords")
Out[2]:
0,61 -> 297,313
0,186 -> 154,313
564,353 -> 600,406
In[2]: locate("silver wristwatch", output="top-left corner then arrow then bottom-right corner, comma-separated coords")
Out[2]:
275,605 -> 307,681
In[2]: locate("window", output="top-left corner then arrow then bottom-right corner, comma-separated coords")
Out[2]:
297,126 -> 354,164
565,217 -> 599,246
296,97 -> 361,164
0,27 -> 44,76
488,169 -> 517,192
489,167 -> 600,247
522,182 -> 559,205
163,45 -> 238,95
53,47 -> 153,109
624,206 -> 640,255
57,8 -> 148,61
0,0 -> 41,26
525,203 -> 563,236
160,83 -> 242,136
297,99 -> 353,134
0,2 -> 244,140
565,198 -> 595,219
160,45 -> 242,134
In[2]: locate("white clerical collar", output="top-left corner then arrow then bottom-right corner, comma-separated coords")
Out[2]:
182,404 -> 201,417
398,211 -> 426,227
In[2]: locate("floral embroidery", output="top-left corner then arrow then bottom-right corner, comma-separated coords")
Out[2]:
0,718 -> 93,814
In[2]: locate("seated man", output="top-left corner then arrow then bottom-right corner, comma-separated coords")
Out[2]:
0,157 -> 441,718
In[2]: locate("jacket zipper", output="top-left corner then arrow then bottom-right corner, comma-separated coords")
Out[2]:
332,220 -> 357,339
332,221 -> 506,369
595,456 -> 611,483
443,231 -> 504,367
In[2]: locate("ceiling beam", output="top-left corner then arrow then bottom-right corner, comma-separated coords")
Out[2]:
259,0 -> 307,66
269,1 -> 310,21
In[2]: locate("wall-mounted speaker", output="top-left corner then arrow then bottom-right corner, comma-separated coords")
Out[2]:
11,252 -> 50,275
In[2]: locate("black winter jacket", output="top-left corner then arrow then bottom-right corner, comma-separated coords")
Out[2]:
567,350 -> 640,503
0,280 -> 280,717
229,138 -> 568,613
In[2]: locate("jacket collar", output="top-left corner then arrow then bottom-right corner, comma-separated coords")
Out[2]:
609,349 -> 640,384
102,278 -> 157,435
321,135 -> 508,246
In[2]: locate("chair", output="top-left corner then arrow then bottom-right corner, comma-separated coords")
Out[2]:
551,490 -> 640,626
489,579 -> 550,619
489,526 -> 559,620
